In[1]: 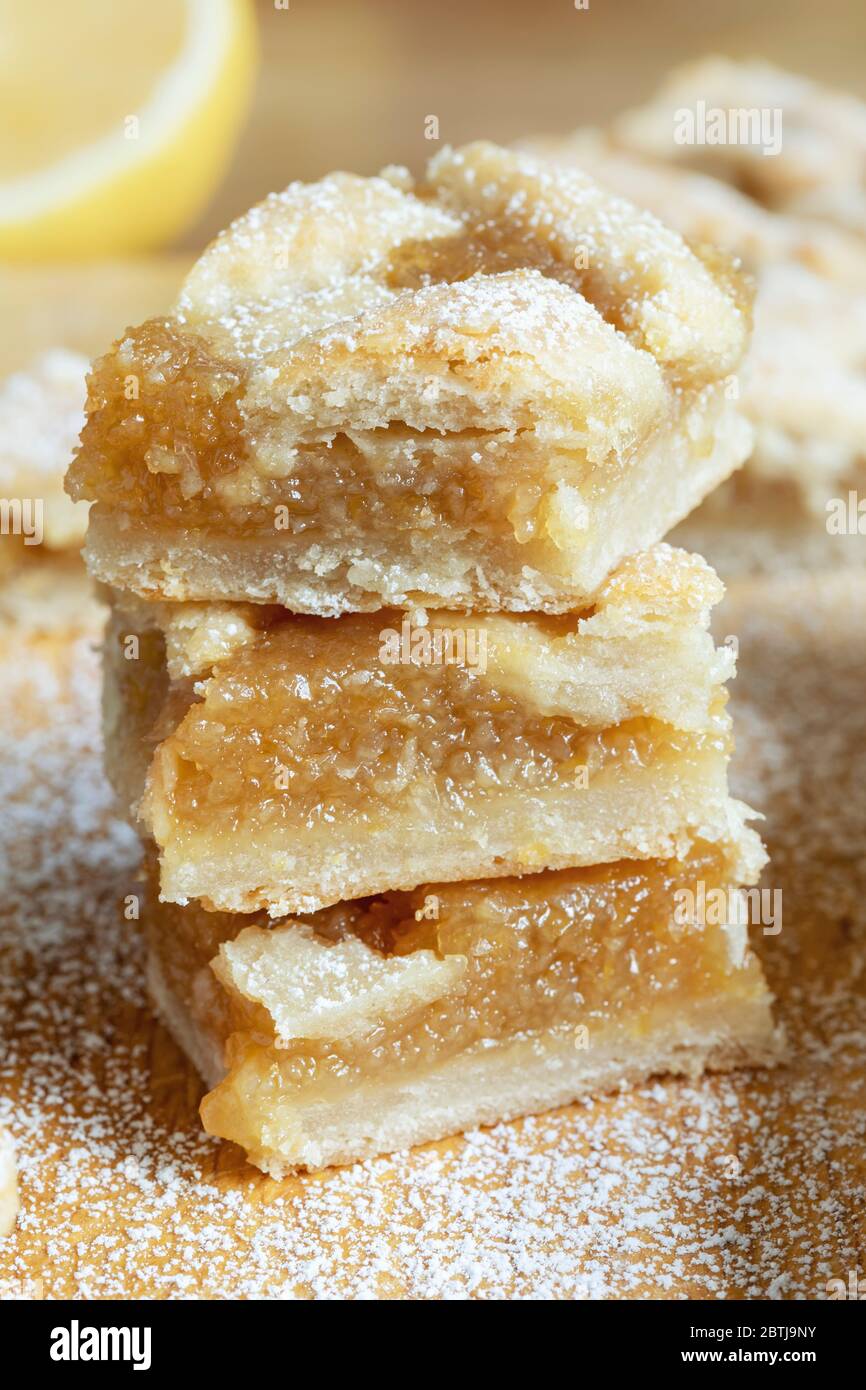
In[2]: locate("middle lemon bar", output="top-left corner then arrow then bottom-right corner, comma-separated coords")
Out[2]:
105,545 -> 757,917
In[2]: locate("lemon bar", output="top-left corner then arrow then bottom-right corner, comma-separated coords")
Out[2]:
144,837 -> 779,1175
68,142 -> 752,616
105,545 -> 759,916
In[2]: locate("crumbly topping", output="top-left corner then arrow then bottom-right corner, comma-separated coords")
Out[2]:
524,127 -> 866,289
216,923 -> 465,1045
172,143 -> 747,387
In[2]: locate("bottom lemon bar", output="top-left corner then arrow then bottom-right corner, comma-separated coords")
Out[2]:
144,835 -> 781,1175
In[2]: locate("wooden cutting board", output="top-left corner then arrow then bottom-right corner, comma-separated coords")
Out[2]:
0,568 -> 864,1299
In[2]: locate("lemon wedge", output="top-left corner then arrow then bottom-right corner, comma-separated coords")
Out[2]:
0,0 -> 256,258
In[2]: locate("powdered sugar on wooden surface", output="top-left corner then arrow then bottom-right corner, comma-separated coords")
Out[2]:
0,572 -> 864,1299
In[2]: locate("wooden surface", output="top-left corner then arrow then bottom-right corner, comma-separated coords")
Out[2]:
0,567 -> 864,1299
2,0 -> 866,1301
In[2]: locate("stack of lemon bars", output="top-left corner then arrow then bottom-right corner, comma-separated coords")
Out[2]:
67,143 -> 781,1175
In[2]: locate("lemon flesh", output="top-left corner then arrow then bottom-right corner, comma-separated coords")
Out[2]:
0,0 -> 256,258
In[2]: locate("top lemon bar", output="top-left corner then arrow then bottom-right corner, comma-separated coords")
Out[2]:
67,142 -> 752,616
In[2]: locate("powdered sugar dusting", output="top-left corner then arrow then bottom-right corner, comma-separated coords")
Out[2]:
1,574 -> 864,1298
171,143 -> 746,387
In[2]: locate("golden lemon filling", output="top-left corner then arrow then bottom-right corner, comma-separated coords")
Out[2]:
220,848 -> 753,1087
74,325 -> 638,564
155,659 -> 722,834
70,303 -> 712,551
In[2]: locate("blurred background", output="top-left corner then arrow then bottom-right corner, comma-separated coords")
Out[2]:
5,0 -> 866,263
198,0 -> 866,246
